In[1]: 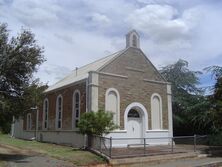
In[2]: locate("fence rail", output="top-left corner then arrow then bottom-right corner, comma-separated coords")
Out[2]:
90,135 -> 208,158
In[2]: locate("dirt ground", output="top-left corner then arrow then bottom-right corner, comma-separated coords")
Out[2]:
0,144 -> 75,167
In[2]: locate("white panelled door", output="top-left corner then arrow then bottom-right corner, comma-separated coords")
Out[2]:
127,109 -> 143,145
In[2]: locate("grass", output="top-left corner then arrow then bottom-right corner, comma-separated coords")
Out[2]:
0,161 -> 6,167
0,133 -> 105,166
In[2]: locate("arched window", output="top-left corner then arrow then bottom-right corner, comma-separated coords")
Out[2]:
43,98 -> 49,129
128,109 -> 140,118
73,90 -> 80,128
105,88 -> 120,125
132,34 -> 137,47
56,95 -> 63,129
151,94 -> 162,130
26,113 -> 32,130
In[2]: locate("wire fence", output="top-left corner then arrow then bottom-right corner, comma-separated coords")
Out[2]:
90,135 -> 209,158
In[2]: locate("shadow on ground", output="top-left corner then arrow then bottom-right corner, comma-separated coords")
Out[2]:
0,153 -> 33,163
206,146 -> 222,157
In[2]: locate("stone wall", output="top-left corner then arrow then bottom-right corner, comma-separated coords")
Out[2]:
98,47 -> 169,130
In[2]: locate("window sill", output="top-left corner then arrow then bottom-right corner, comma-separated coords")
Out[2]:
146,129 -> 169,132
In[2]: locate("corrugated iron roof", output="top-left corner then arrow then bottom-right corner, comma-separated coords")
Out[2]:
44,49 -> 125,93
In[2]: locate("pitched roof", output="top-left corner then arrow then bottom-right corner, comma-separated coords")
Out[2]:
44,49 -> 125,93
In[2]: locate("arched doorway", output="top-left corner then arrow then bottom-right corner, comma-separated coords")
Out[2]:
127,109 -> 143,139
124,102 -> 148,144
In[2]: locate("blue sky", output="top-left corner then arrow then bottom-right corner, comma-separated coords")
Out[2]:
0,0 -> 222,89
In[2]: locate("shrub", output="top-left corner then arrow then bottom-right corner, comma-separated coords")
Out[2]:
78,110 -> 118,136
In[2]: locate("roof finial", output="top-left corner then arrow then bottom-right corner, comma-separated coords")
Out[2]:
126,30 -> 140,48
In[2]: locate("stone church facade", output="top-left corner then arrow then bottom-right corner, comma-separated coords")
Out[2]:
12,30 -> 173,147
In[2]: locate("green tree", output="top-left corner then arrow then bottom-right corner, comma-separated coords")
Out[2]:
0,23 -> 45,132
206,66 -> 222,132
78,110 -> 118,136
160,59 -> 211,135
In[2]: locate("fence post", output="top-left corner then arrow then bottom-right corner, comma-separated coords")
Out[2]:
144,138 -> 146,155
171,137 -> 174,153
194,134 -> 197,152
109,137 -> 112,158
99,136 -> 102,153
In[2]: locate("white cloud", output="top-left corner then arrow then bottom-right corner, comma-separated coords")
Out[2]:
1,0 -> 222,86
91,13 -> 111,26
1,0 -> 61,27
126,4 -> 204,44
35,64 -> 71,85
54,33 -> 74,44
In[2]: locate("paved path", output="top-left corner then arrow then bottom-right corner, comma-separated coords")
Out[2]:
149,157 -> 222,167
0,145 -> 75,167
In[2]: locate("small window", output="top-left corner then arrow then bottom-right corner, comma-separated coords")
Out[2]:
128,109 -> 140,118
27,113 -> 32,130
56,95 -> 63,129
73,90 -> 80,128
43,99 -> 49,129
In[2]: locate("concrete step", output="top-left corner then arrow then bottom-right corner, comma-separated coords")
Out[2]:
109,152 -> 198,167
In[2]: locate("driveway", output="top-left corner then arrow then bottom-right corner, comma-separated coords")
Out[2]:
0,145 -> 75,167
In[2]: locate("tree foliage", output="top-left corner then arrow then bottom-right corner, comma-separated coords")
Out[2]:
160,59 -> 211,135
203,65 -> 222,133
0,23 -> 45,132
78,110 -> 118,136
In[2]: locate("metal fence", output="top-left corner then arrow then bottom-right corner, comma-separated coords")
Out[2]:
90,135 -> 208,158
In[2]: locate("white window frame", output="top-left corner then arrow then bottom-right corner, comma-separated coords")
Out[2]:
72,90 -> 81,129
26,113 -> 32,130
151,93 -> 163,130
43,98 -> 49,130
105,88 -> 120,126
56,95 -> 63,130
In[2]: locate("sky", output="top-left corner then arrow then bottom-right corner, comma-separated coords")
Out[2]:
0,0 -> 222,88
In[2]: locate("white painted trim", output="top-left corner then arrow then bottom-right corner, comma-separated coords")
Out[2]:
105,88 -> 120,126
146,130 -> 169,132
125,67 -> 145,73
143,79 -> 169,85
124,102 -> 148,132
72,90 -> 81,129
111,130 -> 127,133
98,72 -> 128,79
151,93 -> 163,130
88,72 -> 99,112
167,84 -> 173,137
42,98 -> 49,130
88,83 -> 99,87
55,94 -> 63,130
38,130 -> 80,132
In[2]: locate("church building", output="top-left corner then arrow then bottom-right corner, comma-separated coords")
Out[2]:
12,30 -> 173,147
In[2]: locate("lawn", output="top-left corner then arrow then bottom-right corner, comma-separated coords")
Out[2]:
0,133 -> 106,166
